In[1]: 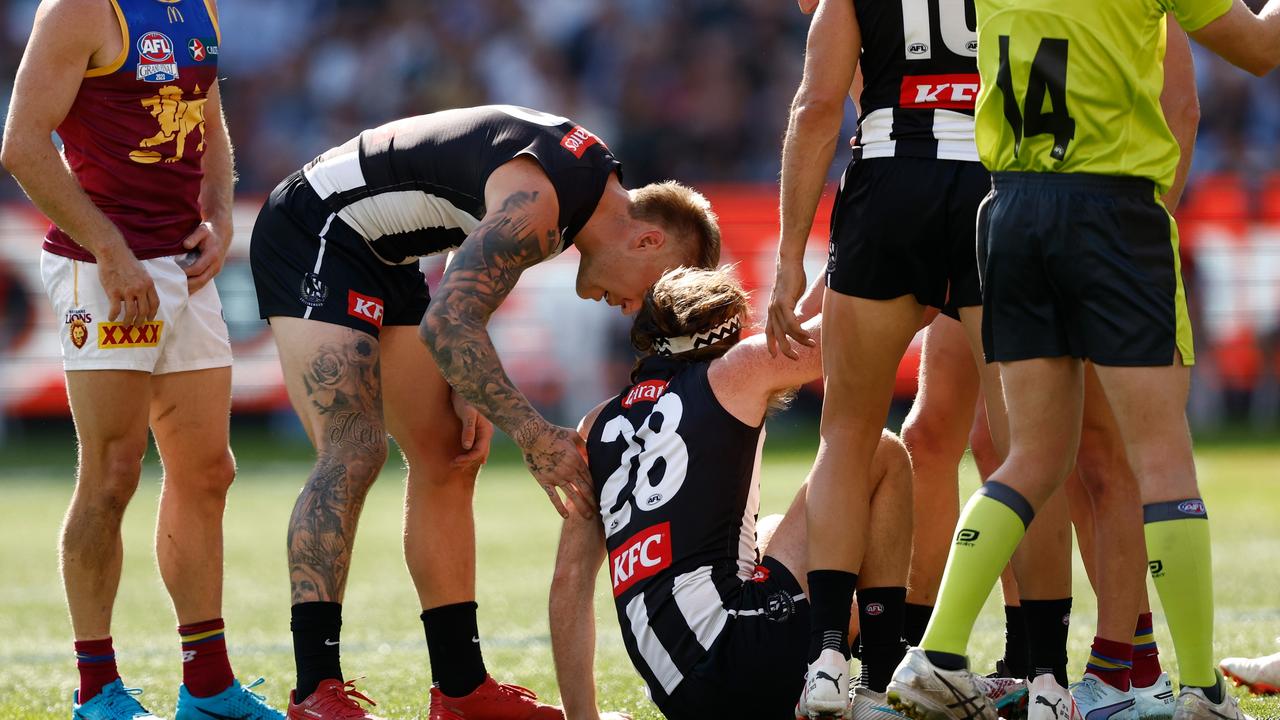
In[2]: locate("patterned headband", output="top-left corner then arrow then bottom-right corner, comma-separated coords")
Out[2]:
651,315 -> 742,356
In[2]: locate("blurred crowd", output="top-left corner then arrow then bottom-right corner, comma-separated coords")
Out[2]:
0,0 -> 1277,427
1,0 -> 1279,192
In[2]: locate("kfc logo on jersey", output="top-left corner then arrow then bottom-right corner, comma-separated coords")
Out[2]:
609,522 -> 672,597
137,31 -> 179,82
900,73 -> 981,110
560,125 -> 601,159
347,291 -> 385,329
621,380 -> 669,409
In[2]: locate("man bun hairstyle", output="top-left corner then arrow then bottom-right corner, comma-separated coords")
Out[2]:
631,266 -> 750,362
629,181 -> 722,269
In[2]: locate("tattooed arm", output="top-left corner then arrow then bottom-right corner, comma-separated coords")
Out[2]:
421,157 -> 596,519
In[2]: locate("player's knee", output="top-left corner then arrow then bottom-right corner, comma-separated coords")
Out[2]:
79,440 -> 147,512
873,431 -> 912,493
968,419 -> 999,475
319,442 -> 388,495
902,412 -> 966,474
1075,428 -> 1129,496
197,450 -> 237,497
401,440 -> 479,492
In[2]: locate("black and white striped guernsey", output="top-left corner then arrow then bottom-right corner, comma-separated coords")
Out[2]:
852,0 -> 979,162
586,356 -> 765,704
301,105 -> 621,265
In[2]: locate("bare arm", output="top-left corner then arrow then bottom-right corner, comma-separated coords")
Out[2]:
0,0 -> 157,325
421,158 -> 595,519
179,78 -> 237,293
1190,0 -> 1280,76
1161,21 -> 1199,212
709,315 -> 824,426
549,511 -> 609,720
766,0 -> 860,359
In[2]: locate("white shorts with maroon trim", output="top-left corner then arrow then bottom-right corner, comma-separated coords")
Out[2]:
41,250 -> 232,374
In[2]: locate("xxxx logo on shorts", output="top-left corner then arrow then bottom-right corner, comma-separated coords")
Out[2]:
99,321 -> 164,349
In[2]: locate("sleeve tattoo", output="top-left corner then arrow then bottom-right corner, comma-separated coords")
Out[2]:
422,190 -> 560,447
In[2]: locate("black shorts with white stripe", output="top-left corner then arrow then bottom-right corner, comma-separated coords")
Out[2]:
250,170 -> 430,338
656,556 -> 810,720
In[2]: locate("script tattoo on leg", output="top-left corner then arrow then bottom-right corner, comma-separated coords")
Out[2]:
287,332 -> 386,604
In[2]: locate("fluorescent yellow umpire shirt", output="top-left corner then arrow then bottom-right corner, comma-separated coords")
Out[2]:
974,0 -> 1232,195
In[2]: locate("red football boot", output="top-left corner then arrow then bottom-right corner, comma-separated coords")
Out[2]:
428,676 -> 564,720
288,679 -> 384,720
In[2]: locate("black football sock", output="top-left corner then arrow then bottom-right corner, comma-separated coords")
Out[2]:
849,633 -> 862,660
291,602 -> 343,701
807,570 -> 859,662
1002,604 -> 1029,678
856,587 -> 908,692
904,602 -> 933,647
422,602 -> 487,697
1023,598 -> 1072,687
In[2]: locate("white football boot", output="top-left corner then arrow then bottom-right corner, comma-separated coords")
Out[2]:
886,647 -> 997,720
1173,674 -> 1254,720
1028,675 -> 1082,720
1220,647 -> 1280,696
853,687 -> 908,720
798,648 -> 853,719
1069,674 -> 1137,720
1132,672 -> 1175,719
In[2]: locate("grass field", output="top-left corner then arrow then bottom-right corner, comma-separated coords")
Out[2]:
1,431 -> 1278,719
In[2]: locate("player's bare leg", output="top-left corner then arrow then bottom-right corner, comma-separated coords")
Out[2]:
62,370 -> 151,707
901,317 -> 977,615
62,371 -> 151,642
803,291 -> 924,716
1092,360 -> 1229,714
381,326 -> 559,717
151,367 -> 235,626
1067,368 -> 1174,719
891,358 -> 1082,720
272,317 -> 387,717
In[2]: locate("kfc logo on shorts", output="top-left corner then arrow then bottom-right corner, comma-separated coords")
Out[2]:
136,32 -> 179,82
621,380 -> 668,408
560,125 -> 601,159
347,291 -> 385,329
609,522 -> 672,597
900,73 -> 981,110
98,321 -> 164,349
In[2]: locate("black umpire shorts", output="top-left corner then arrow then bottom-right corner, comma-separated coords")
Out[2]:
250,170 -> 430,338
826,157 -> 989,314
979,172 -> 1195,366
657,556 -> 809,720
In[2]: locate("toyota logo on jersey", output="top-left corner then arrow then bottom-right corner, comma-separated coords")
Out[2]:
609,523 -> 672,597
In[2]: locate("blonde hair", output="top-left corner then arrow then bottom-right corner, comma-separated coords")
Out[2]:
629,182 -> 722,269
631,266 -> 749,362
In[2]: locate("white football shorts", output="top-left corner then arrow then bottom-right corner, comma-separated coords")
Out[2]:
41,250 -> 232,374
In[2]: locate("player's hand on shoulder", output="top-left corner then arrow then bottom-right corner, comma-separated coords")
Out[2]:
766,256 -> 815,359
517,421 -> 597,520
450,389 -> 493,470
179,220 -> 232,293
98,243 -> 158,327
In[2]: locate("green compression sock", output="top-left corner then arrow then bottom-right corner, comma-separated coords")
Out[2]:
1144,499 -> 1217,689
921,482 -> 1034,658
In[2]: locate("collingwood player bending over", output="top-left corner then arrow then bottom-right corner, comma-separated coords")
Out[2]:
549,267 -> 913,720
249,105 -> 720,720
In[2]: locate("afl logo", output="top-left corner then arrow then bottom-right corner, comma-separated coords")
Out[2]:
908,43 -> 929,55
1177,499 -> 1207,516
138,32 -> 174,62
967,40 -> 979,53
865,602 -> 885,616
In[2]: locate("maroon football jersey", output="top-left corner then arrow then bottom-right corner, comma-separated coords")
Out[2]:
44,0 -> 220,262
